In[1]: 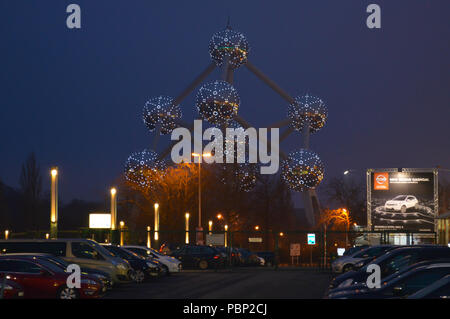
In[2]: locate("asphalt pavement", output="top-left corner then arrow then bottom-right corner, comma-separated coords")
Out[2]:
105,268 -> 331,299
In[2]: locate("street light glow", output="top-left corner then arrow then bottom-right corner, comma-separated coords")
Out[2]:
343,170 -> 349,175
255,225 -> 260,231
51,168 -> 58,177
279,232 -> 284,237
217,213 -> 223,219
110,187 -> 117,195
154,203 -> 159,209
4,230 -> 9,240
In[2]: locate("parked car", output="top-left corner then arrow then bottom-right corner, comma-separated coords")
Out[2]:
329,245 -> 450,290
331,245 -> 395,274
123,245 -> 182,273
329,262 -> 450,299
384,195 -> 418,213
159,242 -> 183,255
407,274 -> 450,299
327,258 -> 450,297
0,276 -> 24,299
0,255 -> 104,299
101,244 -> 163,282
0,239 -> 132,284
170,245 -> 224,270
256,251 -> 275,267
237,248 -> 260,266
343,245 -> 369,256
2,253 -> 112,291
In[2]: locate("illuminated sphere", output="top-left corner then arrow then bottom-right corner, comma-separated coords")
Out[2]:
142,96 -> 182,135
281,149 -> 324,192
196,80 -> 240,125
236,163 -> 258,192
288,94 -> 327,133
209,27 -> 250,69
124,149 -> 167,187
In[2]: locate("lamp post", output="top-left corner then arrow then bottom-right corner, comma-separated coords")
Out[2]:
192,152 -> 211,245
154,203 -> 159,242
119,221 -> 125,246
146,226 -> 151,249
224,225 -> 228,247
4,230 -> 9,240
110,188 -> 117,230
50,167 -> 58,239
185,213 -> 190,244
342,209 -> 350,248
208,220 -> 213,235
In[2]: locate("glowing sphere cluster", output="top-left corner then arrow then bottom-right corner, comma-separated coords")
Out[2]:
209,27 -> 250,69
142,96 -> 182,135
281,149 -> 324,192
236,163 -> 258,192
196,80 -> 240,125
288,94 -> 327,133
124,149 -> 167,188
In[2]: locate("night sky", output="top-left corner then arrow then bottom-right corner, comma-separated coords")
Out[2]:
1,1 -> 449,205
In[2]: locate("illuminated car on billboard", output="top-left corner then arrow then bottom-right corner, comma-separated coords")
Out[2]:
384,195 -> 419,213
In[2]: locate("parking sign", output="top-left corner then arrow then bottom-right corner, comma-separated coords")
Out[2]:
307,233 -> 316,245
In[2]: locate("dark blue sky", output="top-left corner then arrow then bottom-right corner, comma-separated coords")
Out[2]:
1,1 -> 449,204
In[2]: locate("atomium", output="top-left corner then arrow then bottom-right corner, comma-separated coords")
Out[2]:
288,94 -> 327,134
142,96 -> 182,135
196,80 -> 240,125
236,162 -> 258,192
281,149 -> 324,192
124,149 -> 167,188
209,27 -> 250,69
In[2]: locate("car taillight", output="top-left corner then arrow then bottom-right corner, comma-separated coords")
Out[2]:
232,253 -> 235,256
213,255 -> 220,259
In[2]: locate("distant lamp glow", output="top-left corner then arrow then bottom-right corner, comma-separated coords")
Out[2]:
119,221 -> 125,246
45,233 -> 49,240
343,170 -> 349,175
185,213 -> 190,244
110,188 -> 117,230
217,213 -> 223,220
279,232 -> 284,237
4,230 -> 9,240
154,203 -> 159,241
224,224 -> 228,247
146,226 -> 151,249
254,225 -> 260,231
50,167 -> 58,239
208,220 -> 213,234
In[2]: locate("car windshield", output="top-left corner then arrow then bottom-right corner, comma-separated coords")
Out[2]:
87,241 -> 115,258
35,258 -> 67,273
393,195 -> 407,200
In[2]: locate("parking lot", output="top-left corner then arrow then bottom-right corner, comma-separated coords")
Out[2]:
105,269 -> 332,299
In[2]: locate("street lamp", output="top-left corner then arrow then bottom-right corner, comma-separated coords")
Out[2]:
208,220 -> 213,235
110,187 -> 117,230
146,226 -> 151,249
50,167 -> 58,239
45,233 -> 49,240
192,152 -> 211,245
154,203 -> 159,241
217,213 -> 223,220
224,224 -> 228,247
254,225 -> 260,231
185,213 -> 190,244
119,221 -> 125,245
4,230 -> 9,240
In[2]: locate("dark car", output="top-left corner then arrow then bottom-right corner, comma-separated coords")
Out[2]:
0,276 -> 24,299
408,274 -> 450,299
256,251 -> 275,267
170,245 -> 224,270
237,248 -> 260,266
215,247 -> 242,266
329,246 -> 450,290
3,253 -> 113,291
329,262 -> 450,299
327,258 -> 450,297
101,244 -> 163,282
0,255 -> 103,299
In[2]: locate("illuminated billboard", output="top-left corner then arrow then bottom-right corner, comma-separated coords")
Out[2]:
367,169 -> 438,232
89,213 -> 111,229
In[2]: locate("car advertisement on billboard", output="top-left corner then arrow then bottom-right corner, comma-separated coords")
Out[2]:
368,170 -> 438,232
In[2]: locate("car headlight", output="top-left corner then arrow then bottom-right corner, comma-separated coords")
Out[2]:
338,278 -> 354,288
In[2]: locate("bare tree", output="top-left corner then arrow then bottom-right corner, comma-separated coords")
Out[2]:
19,152 -> 43,231
324,176 -> 366,225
